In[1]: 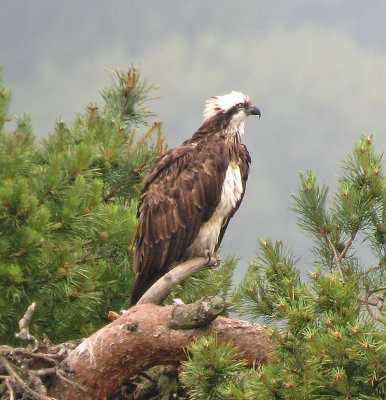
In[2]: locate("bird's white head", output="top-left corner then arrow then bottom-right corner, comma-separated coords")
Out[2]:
203,91 -> 261,135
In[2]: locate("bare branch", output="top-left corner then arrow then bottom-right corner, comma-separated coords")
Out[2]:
337,233 -> 355,264
362,288 -> 384,323
15,302 -> 40,351
0,346 -> 60,367
5,377 -> 15,400
34,368 -> 56,376
353,264 -> 384,278
18,302 -> 36,331
1,338 -> 85,398
55,299 -> 273,400
168,295 -> 224,329
0,356 -> 56,400
136,255 -> 221,305
75,253 -> 103,264
325,233 -> 345,282
358,297 -> 379,307
368,286 -> 386,296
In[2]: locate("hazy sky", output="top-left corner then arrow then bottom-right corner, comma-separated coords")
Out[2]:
1,1 -> 385,278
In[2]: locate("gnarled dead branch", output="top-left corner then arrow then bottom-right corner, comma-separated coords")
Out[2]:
136,255 -> 221,305
54,297 -> 273,400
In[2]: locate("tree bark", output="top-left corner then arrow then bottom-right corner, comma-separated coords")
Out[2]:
54,300 -> 273,400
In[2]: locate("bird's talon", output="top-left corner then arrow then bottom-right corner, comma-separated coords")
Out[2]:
206,251 -> 212,265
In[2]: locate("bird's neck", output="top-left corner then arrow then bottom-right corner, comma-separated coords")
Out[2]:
188,118 -> 244,145
223,121 -> 244,143
225,120 -> 245,138
225,132 -> 243,161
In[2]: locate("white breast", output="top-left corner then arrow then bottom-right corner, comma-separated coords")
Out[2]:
185,163 -> 243,258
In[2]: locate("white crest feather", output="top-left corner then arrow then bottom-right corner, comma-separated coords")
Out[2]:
203,91 -> 251,121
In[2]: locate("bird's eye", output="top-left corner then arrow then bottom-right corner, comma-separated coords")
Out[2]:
236,103 -> 245,109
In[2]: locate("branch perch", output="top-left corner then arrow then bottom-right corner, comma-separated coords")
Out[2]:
136,255 -> 221,305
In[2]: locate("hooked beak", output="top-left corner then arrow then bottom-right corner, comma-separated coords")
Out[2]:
247,105 -> 261,118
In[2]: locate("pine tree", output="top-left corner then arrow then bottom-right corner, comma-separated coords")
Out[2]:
0,65 -> 164,344
181,135 -> 385,400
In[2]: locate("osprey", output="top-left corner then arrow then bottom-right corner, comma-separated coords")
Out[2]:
131,91 -> 261,304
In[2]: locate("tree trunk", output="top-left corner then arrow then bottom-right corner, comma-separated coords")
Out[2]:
53,300 -> 273,400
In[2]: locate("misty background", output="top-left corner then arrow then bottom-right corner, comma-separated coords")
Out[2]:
1,1 -> 385,280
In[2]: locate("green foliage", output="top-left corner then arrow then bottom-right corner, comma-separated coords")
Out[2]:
243,268 -> 385,399
0,65 -> 12,133
183,136 -> 385,399
0,66 -> 162,344
180,335 -> 247,400
291,135 -> 384,278
101,67 -> 155,125
232,240 -> 304,325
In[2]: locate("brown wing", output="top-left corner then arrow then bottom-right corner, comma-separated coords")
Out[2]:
131,135 -> 230,304
215,143 -> 251,251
